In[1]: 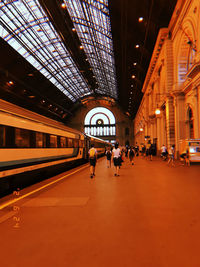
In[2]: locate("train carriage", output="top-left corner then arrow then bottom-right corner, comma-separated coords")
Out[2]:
0,100 -> 110,196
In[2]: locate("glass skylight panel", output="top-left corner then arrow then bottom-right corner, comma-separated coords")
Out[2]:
65,0 -> 117,99
0,0 -> 91,102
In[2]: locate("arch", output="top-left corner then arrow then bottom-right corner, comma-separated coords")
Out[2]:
84,107 -> 116,139
84,107 -> 116,125
176,20 -> 196,84
90,112 -> 110,125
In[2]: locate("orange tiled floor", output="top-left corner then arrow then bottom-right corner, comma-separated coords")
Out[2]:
0,156 -> 200,267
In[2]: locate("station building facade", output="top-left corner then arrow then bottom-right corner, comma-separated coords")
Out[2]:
134,0 -> 200,157
67,98 -> 133,147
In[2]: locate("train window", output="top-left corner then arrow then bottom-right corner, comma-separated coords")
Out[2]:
15,128 -> 30,148
67,138 -> 73,148
0,125 -> 6,148
60,137 -> 67,148
74,139 -> 79,148
50,135 -> 57,148
79,140 -> 83,148
5,126 -> 15,148
43,134 -> 47,148
36,132 -> 43,148
30,131 -> 36,148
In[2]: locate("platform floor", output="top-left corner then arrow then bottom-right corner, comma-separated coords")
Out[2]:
0,156 -> 200,267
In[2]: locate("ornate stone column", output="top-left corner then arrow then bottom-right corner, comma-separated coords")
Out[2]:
164,39 -> 174,94
166,96 -> 175,149
173,92 -> 185,154
156,115 -> 162,152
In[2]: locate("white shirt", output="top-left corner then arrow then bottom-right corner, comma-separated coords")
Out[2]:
169,146 -> 174,155
112,148 -> 121,158
161,145 -> 167,152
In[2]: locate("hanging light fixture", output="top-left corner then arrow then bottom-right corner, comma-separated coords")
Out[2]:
155,106 -> 161,115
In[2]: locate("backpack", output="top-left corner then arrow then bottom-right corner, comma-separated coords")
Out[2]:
130,149 -> 134,156
89,148 -> 95,158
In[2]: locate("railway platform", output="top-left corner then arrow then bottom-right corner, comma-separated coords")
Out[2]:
0,156 -> 200,267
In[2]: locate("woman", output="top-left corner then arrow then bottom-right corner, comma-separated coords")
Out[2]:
112,143 -> 121,176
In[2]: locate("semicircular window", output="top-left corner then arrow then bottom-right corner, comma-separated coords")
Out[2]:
84,107 -> 116,142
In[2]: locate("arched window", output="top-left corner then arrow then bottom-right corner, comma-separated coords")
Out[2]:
84,107 -> 116,141
178,30 -> 196,83
188,107 -> 194,139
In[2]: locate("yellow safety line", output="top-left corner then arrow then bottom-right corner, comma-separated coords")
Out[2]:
0,164 -> 89,211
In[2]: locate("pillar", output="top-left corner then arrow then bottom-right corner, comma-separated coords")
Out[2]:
166,96 -> 175,149
173,93 -> 185,154
156,116 -> 161,152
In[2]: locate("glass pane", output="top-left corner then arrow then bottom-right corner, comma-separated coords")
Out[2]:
50,135 -> 57,148
67,138 -> 73,148
60,137 -> 67,148
0,0 -> 91,101
36,132 -> 43,148
65,0 -> 118,99
0,125 -> 6,148
15,128 -> 30,148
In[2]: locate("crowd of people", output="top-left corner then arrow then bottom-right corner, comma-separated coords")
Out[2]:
88,141 -> 190,178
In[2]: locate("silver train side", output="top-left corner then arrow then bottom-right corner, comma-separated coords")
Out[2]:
0,100 -> 110,196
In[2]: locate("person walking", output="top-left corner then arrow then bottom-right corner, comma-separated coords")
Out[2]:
161,144 -> 168,161
112,143 -> 121,176
129,146 -> 135,165
106,148 -> 112,168
167,144 -> 175,167
146,140 -> 152,160
88,144 -> 97,178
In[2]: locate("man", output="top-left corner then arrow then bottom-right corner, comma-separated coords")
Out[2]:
161,144 -> 167,160
88,144 -> 97,178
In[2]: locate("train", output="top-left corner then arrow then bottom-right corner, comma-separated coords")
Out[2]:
0,99 -> 111,196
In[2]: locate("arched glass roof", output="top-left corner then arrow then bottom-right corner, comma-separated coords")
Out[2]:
65,0 -> 117,99
84,107 -> 115,125
0,0 -> 117,102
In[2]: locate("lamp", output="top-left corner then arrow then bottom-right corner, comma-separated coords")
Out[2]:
155,107 -> 161,115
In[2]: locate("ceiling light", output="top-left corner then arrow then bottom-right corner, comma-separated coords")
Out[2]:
133,62 -> 137,66
7,81 -> 14,86
138,17 -> 143,22
155,107 -> 161,115
132,75 -> 135,79
135,44 -> 140,48
61,3 -> 67,9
